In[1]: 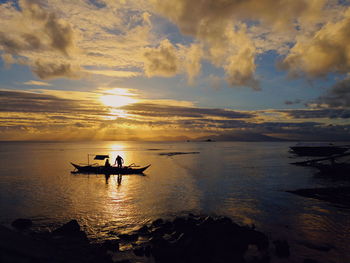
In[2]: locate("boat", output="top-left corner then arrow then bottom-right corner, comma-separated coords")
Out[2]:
289,143 -> 349,157
71,163 -> 151,175
291,153 -> 350,175
71,154 -> 150,175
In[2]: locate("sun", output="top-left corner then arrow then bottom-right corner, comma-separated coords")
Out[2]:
100,88 -> 139,108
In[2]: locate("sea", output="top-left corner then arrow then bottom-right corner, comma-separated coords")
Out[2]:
0,141 -> 349,263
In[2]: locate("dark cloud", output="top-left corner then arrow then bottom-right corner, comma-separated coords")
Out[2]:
121,103 -> 255,119
32,60 -> 80,79
282,108 -> 350,119
0,90 -> 108,115
44,13 -> 75,56
315,78 -> 350,108
0,32 -> 43,54
285,99 -> 302,105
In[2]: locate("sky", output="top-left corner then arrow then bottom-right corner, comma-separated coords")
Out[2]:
0,0 -> 350,141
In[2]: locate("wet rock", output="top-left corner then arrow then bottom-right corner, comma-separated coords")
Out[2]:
137,225 -> 149,234
273,240 -> 290,258
11,218 -> 33,230
173,216 -> 196,234
52,219 -> 80,236
303,259 -> 319,263
52,219 -> 88,243
144,245 -> 151,257
118,233 -> 138,242
152,218 -> 164,228
102,239 -> 120,252
133,246 -> 145,256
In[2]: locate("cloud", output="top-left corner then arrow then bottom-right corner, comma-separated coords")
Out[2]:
150,0 -> 329,88
121,103 -> 255,119
0,89 -> 107,114
183,43 -> 203,84
285,99 -> 302,105
280,7 -> 350,77
85,69 -> 142,78
43,13 -> 75,56
32,60 -> 81,79
0,0 -> 75,56
280,108 -> 350,119
314,78 -> 350,108
22,80 -> 52,86
143,39 -> 179,77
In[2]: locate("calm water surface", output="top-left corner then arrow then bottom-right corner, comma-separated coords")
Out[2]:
0,141 -> 349,263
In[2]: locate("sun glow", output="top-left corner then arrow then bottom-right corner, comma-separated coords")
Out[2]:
100,88 -> 139,108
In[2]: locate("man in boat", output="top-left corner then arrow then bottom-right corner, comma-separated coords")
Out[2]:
105,158 -> 111,167
115,155 -> 124,168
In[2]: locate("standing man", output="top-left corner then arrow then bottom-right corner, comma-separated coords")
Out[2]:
115,155 -> 124,168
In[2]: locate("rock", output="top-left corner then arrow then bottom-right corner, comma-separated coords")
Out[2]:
152,218 -> 164,228
0,225 -> 54,262
244,228 -> 269,251
144,245 -> 151,257
118,233 -> 138,242
137,225 -> 149,234
133,246 -> 145,256
102,239 -> 120,252
11,218 -> 33,230
273,240 -> 290,258
52,219 -> 88,243
52,219 -> 80,236
303,259 -> 319,263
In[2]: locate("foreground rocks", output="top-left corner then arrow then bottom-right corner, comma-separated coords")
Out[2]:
128,214 -> 269,263
0,215 -> 322,263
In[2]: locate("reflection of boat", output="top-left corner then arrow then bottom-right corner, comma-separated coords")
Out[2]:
71,163 -> 151,174
289,143 -> 349,157
71,154 -> 150,175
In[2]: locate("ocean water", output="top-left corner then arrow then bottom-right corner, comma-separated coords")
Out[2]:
0,141 -> 349,262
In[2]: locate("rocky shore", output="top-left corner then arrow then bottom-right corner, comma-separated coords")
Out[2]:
1,215 -> 320,263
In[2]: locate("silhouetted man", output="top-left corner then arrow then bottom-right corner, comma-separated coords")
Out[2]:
115,155 -> 124,168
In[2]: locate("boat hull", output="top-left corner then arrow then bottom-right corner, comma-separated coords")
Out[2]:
290,146 -> 348,157
71,163 -> 150,175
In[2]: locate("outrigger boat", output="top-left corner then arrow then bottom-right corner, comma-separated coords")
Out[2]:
289,143 -> 349,157
291,152 -> 350,175
71,154 -> 150,175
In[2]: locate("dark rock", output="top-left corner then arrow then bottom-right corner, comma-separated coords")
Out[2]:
52,219 -> 80,236
137,225 -> 149,234
303,259 -> 319,263
102,239 -> 120,252
115,260 -> 131,263
0,225 -> 54,262
11,218 -> 33,230
273,240 -> 290,258
118,233 -> 138,242
152,218 -> 164,228
52,219 -> 88,243
244,228 -> 269,251
173,216 -> 196,234
162,220 -> 173,232
144,245 -> 151,257
151,226 -> 167,237
133,246 -> 144,256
